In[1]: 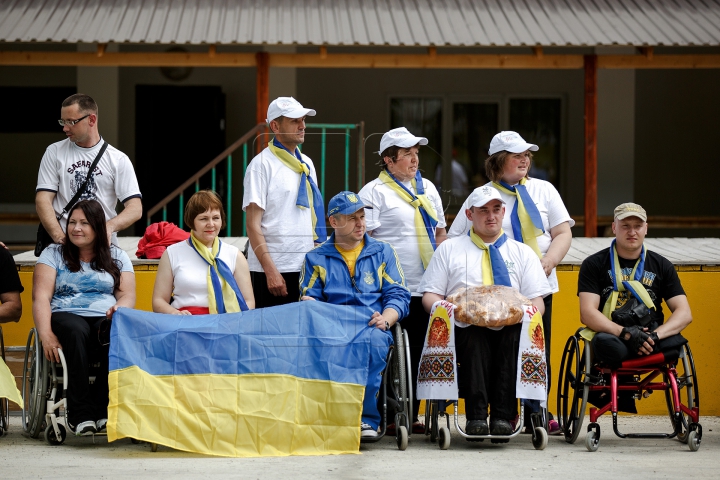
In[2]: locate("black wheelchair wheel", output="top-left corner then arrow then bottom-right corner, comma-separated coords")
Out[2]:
22,329 -> 47,438
390,323 -> 410,432
665,343 -> 699,443
0,326 -> 8,434
557,334 -> 588,444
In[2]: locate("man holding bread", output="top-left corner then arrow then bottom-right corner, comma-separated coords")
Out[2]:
418,186 -> 551,439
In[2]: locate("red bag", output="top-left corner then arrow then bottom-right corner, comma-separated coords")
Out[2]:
136,222 -> 190,259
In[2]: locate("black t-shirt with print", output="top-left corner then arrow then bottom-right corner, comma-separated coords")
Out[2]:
577,247 -> 685,326
0,247 -> 23,295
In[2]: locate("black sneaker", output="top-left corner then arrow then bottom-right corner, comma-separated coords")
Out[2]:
490,418 -> 512,443
466,419 -> 489,436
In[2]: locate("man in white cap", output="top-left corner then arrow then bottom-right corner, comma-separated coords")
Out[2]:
418,185 -> 551,440
358,126 -> 447,433
243,97 -> 326,308
300,191 -> 410,437
578,203 -> 692,370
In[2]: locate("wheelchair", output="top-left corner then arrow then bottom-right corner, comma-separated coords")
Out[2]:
557,328 -> 701,452
360,322 -> 413,450
0,326 -> 8,436
423,397 -> 549,450
21,328 -> 108,445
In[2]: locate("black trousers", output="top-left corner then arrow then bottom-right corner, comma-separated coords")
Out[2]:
250,271 -> 300,309
591,331 -> 686,368
456,323 -> 522,421
542,294 -> 553,395
51,312 -> 109,426
406,296 -> 431,422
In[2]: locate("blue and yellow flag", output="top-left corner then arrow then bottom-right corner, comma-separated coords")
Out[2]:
108,302 -> 373,457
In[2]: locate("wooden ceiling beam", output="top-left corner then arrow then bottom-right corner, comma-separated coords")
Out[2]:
0,50 -> 719,69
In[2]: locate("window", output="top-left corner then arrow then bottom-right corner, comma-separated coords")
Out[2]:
389,97 -> 443,178
509,98 -> 561,186
0,87 -> 76,133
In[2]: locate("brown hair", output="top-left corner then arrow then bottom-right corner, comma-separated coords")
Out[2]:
184,190 -> 226,229
63,200 -> 121,289
62,93 -> 98,115
376,143 -> 422,170
484,150 -> 533,183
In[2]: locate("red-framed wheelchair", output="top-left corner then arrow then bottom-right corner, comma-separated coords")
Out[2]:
557,328 -> 700,452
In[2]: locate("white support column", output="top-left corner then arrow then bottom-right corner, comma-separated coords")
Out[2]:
77,43 -> 120,146
597,47 -> 636,215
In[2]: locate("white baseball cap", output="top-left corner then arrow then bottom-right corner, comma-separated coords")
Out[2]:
468,186 -> 506,208
488,131 -> 539,155
379,127 -> 428,155
266,97 -> 316,123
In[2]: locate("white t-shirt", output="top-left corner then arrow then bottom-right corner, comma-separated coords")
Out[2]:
36,138 -> 142,244
359,176 -> 447,294
242,146 -> 319,273
37,243 -> 134,317
417,235 -> 552,327
447,178 -> 573,293
166,239 -> 239,309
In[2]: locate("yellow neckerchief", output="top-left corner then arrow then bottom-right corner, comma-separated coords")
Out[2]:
378,170 -> 438,269
493,177 -> 543,257
581,241 -> 655,341
268,141 -> 321,241
468,228 -> 511,286
189,232 -> 241,314
335,240 -> 364,277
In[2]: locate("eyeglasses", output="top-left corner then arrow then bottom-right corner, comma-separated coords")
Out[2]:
58,114 -> 90,127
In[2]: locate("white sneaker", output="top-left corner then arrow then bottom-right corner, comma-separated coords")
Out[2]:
75,420 -> 97,436
361,422 -> 378,438
96,418 -> 108,432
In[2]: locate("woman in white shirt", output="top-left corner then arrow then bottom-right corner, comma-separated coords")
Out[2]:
448,131 -> 573,434
359,127 -> 447,432
153,190 -> 255,315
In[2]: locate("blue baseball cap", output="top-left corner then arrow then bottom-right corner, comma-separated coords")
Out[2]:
327,191 -> 373,217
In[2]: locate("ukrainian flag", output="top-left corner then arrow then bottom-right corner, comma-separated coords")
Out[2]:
108,302 -> 372,457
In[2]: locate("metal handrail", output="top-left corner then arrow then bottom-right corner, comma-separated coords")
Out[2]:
144,121 -> 366,236
145,123 -> 267,222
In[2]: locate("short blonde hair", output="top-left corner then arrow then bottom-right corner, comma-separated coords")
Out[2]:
184,190 -> 226,229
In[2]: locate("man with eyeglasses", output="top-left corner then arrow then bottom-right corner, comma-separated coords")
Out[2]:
36,94 -> 142,246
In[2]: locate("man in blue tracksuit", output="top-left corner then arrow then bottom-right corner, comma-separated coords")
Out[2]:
300,191 -> 410,437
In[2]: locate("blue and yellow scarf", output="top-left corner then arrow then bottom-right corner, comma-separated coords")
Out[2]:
188,233 -> 249,314
268,139 -> 327,242
379,169 -> 438,269
493,178 -> 544,258
602,239 -> 655,320
468,228 -> 511,287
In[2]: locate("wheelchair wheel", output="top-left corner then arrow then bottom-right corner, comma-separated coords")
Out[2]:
390,324 -> 411,433
22,329 -> 48,438
396,425 -> 408,451
532,427 -> 548,450
665,343 -> 699,443
557,334 -> 588,444
0,327 -> 8,435
438,425 -> 451,450
44,423 -> 66,446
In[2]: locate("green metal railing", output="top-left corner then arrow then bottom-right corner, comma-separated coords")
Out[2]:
145,121 -> 365,237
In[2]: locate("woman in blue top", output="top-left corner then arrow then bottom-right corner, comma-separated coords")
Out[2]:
33,199 -> 136,436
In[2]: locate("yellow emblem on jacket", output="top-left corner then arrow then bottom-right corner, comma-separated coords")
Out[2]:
364,271 -> 374,285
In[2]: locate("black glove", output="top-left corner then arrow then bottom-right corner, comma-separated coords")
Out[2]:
621,325 -> 651,354
647,331 -> 660,353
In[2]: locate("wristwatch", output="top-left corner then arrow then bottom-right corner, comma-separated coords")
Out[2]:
385,321 -> 390,330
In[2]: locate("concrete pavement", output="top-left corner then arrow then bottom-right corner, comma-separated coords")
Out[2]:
0,415 -> 717,479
